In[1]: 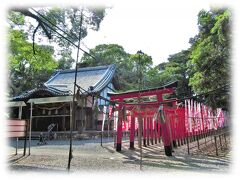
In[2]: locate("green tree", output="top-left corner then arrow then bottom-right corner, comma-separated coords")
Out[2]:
9,29 -> 58,96
145,50 -> 192,99
10,7 -> 106,51
188,8 -> 231,109
129,51 -> 153,90
165,50 -> 192,97
57,48 -> 74,70
80,44 -> 134,90
80,44 -> 154,91
8,7 -> 107,96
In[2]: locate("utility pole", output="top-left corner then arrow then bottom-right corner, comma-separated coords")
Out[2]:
137,50 -> 144,170
67,10 -> 83,171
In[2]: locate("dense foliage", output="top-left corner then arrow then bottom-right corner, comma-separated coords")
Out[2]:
188,8 -> 231,109
144,8 -> 230,110
80,44 -> 153,91
9,29 -> 58,96
8,7 -> 106,96
8,7 -> 231,110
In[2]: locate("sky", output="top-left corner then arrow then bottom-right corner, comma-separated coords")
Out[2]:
81,2 -> 210,65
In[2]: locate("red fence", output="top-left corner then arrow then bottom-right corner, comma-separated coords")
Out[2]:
109,101 -> 227,156
108,86 -> 228,156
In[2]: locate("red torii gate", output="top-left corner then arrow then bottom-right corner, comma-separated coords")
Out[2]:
108,84 -> 227,157
108,81 -> 178,156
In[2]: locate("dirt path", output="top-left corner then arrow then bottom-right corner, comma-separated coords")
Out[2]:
7,135 -> 231,173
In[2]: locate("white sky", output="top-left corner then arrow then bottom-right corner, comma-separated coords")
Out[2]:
82,2 -> 210,65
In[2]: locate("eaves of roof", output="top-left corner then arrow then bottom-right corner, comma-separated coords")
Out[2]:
90,64 -> 116,93
11,86 -> 70,101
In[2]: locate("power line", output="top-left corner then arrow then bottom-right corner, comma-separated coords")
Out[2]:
28,9 -> 164,108
26,9 -> 230,108
30,8 -> 99,62
159,84 -> 230,105
67,10 -> 83,171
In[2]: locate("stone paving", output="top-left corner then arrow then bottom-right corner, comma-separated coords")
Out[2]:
7,135 -> 231,174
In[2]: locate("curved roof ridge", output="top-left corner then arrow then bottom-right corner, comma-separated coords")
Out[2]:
56,64 -> 115,74
91,64 -> 116,92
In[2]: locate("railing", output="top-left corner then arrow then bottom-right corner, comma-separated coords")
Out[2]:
186,128 -> 230,156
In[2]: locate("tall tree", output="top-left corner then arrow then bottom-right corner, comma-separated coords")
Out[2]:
9,29 -> 58,96
165,50 -> 192,98
146,50 -> 192,99
188,8 -> 231,109
8,7 -> 107,96
80,44 -> 133,90
80,44 -> 153,91
10,7 -> 106,49
57,48 -> 74,70
129,51 -> 153,90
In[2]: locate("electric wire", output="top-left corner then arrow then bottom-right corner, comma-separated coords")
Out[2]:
30,8 -> 100,62
26,8 -> 230,110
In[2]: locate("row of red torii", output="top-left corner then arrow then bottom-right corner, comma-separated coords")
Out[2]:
108,86 -> 226,156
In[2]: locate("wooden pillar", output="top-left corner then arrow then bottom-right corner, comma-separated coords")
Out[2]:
147,117 -> 150,146
129,113 -> 135,149
63,105 -> 66,131
28,102 -> 33,155
158,122 -> 161,143
92,96 -> 96,130
23,120 -> 27,156
162,123 -> 172,156
171,116 -> 177,148
160,106 -> 172,156
143,117 -> 147,147
150,118 -> 154,145
154,121 -> 158,144
68,101 -> 73,132
18,105 -> 22,119
116,108 -> 123,151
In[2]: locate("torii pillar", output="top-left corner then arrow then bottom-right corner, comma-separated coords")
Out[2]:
116,107 -> 123,151
129,111 -> 135,149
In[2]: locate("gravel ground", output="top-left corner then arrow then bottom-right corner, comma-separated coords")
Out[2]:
7,135 -> 231,174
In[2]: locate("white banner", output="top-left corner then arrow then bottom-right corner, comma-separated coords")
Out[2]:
188,99 -> 192,132
102,106 -> 107,131
113,111 -> 118,131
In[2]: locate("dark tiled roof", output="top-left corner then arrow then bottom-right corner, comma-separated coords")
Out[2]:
45,64 -> 116,93
12,86 -> 69,101
12,65 -> 116,101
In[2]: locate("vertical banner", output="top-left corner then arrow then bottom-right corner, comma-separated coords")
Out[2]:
208,107 -> 213,130
188,99 -> 192,133
135,117 -> 139,130
109,105 -> 113,119
102,106 -> 107,131
127,113 -> 131,130
193,100 -> 198,133
199,103 -> 203,131
197,102 -> 201,132
185,100 -> 189,134
216,108 -> 224,129
204,105 -> 209,130
113,111 -> 118,131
